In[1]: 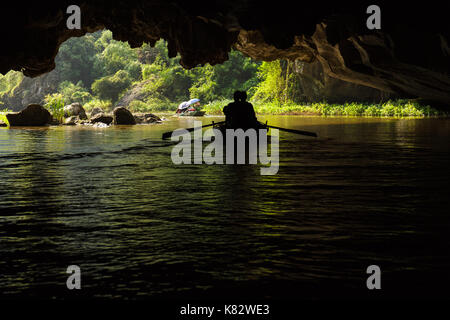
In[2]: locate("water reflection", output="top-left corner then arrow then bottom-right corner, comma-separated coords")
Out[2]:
0,117 -> 449,299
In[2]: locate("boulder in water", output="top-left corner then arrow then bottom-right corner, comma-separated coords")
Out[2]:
6,104 -> 52,126
63,115 -> 79,125
113,107 -> 136,125
134,113 -> 162,124
90,107 -> 104,117
64,103 -> 87,120
90,113 -> 113,125
48,117 -> 61,125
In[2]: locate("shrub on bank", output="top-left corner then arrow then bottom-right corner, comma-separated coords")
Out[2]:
44,93 -> 65,122
83,99 -> 112,112
201,99 -> 443,117
68,98 -> 446,118
128,98 -> 175,112
202,99 -> 232,114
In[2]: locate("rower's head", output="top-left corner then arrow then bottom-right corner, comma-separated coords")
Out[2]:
233,90 -> 247,102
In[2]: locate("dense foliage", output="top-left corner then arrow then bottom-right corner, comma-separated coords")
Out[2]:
92,70 -> 132,102
0,72 -> 24,110
0,29 -> 443,117
44,93 -> 65,122
54,30 -> 261,111
58,81 -> 92,105
203,100 -> 441,117
0,108 -> 11,125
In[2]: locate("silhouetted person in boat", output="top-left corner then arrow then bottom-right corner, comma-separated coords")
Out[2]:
223,91 -> 258,129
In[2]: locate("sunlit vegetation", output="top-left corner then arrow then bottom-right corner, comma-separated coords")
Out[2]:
0,71 -> 24,111
91,70 -> 132,102
0,30 -> 445,117
58,81 -> 92,105
0,72 -> 24,96
203,100 -> 442,117
83,99 -> 112,112
44,93 -> 65,122
0,108 -> 11,125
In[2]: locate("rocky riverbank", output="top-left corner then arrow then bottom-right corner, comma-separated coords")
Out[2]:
2,103 -> 163,127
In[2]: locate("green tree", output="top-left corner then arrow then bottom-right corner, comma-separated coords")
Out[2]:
252,59 -> 305,104
55,32 -> 102,88
94,30 -> 140,80
91,70 -> 132,103
186,50 -> 260,102
0,31 -> 267,113
252,60 -> 284,103
58,81 -> 93,105
211,50 -> 260,99
141,54 -> 192,102
189,65 -> 217,102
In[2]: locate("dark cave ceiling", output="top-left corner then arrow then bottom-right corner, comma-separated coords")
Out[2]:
0,1 -> 449,105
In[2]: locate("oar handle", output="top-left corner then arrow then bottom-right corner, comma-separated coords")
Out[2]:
162,120 -> 225,140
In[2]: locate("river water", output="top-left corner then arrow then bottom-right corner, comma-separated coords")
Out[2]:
0,115 -> 449,300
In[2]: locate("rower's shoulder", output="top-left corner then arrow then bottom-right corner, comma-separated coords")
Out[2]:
244,101 -> 254,109
223,101 -> 236,109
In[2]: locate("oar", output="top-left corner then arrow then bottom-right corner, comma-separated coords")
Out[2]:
162,120 -> 225,140
263,123 -> 317,137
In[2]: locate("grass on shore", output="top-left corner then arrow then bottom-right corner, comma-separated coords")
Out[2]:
0,100 -> 445,124
201,99 -> 444,117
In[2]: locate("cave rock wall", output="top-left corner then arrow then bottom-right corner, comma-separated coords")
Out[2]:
0,1 -> 448,106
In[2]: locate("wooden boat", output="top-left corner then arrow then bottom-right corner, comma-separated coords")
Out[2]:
162,120 -> 316,140
209,121 -> 271,163
212,121 -> 268,135
212,121 -> 270,146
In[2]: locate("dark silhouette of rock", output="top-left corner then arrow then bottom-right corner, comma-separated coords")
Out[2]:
90,107 -> 105,117
90,113 -> 113,125
64,103 -> 87,119
297,60 -> 396,103
5,104 -> 52,126
113,107 -> 136,125
134,113 -> 162,124
48,117 -> 61,126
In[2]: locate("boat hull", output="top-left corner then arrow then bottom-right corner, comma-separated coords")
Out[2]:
212,122 -> 271,148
